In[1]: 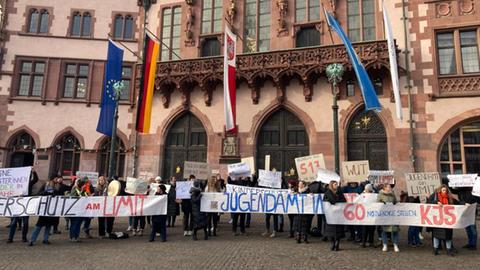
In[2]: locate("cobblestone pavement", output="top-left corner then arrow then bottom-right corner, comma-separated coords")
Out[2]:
0,216 -> 479,270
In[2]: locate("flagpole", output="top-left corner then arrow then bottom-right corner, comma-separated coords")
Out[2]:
108,82 -> 123,178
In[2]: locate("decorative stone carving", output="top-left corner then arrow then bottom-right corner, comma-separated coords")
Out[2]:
438,75 -> 480,97
151,41 -> 391,106
185,0 -> 194,5
277,0 -> 288,37
226,0 -> 236,24
436,2 -> 452,17
185,7 -> 195,47
459,0 -> 475,15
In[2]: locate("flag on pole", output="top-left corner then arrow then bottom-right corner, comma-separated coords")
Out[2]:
97,40 -> 124,136
325,12 -> 382,111
136,33 -> 160,133
224,26 -> 237,134
382,0 -> 403,121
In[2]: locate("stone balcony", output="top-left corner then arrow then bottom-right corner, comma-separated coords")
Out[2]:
149,40 -> 391,108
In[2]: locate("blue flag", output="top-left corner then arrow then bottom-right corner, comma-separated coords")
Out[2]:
96,40 -> 124,136
325,12 -> 381,111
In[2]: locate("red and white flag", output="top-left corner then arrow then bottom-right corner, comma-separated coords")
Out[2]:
224,26 -> 237,134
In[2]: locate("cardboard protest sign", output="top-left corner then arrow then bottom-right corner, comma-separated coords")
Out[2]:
0,195 -> 167,217
76,171 -> 99,187
258,170 -> 282,189
472,177 -> 480,197
125,177 -> 149,195
405,172 -> 441,197
0,166 -> 32,197
241,157 -> 255,174
316,168 -> 340,184
183,161 -> 211,180
295,154 -> 326,182
341,160 -> 369,183
176,181 -> 194,199
323,202 -> 476,229
227,162 -> 251,179
447,174 -> 477,188
368,170 -> 395,185
352,193 -> 378,204
226,184 -> 289,194
265,155 -> 270,171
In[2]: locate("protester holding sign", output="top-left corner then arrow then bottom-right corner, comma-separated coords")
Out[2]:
450,186 -> 478,250
228,176 -> 248,236
406,195 -> 422,248
377,184 -> 400,253
287,180 -> 298,238
28,179 -> 57,246
167,177 -> 180,228
95,176 -> 112,238
323,180 -> 346,251
205,176 -> 222,236
294,181 -> 312,244
190,180 -> 208,241
7,168 -> 38,244
429,185 -> 458,256
149,184 -> 168,242
69,178 -> 88,242
181,175 -> 195,237
360,184 -> 376,248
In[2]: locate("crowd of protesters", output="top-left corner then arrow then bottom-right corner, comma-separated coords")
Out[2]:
3,168 -> 479,257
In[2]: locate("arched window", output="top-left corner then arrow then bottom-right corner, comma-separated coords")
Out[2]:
256,109 -> 309,178
439,120 -> 480,177
39,10 -> 49,33
347,109 -> 388,170
8,132 -> 36,167
28,9 -> 39,33
53,134 -> 81,177
124,15 -> 134,39
71,11 -> 92,37
98,137 -> 126,178
114,15 -> 123,38
200,38 -> 221,57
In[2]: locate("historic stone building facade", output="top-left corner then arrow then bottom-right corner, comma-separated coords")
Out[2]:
1,0 -> 480,191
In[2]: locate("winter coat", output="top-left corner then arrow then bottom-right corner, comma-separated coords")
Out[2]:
190,186 -> 207,229
429,192 -> 457,240
323,188 -> 346,239
36,187 -> 58,227
294,187 -> 313,234
167,185 -> 180,216
151,191 -> 167,223
376,190 -> 399,232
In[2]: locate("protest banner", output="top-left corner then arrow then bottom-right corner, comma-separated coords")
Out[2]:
295,154 -> 326,182
201,192 -> 324,214
0,166 -> 32,197
473,177 -> 480,197
405,172 -> 441,197
341,160 -> 369,183
125,177 -> 149,195
226,184 -> 289,194
368,170 -> 395,185
241,157 -> 256,175
323,202 -> 476,229
447,174 -> 477,188
0,195 -> 167,217
228,162 -> 251,179
176,181 -> 194,199
258,170 -> 282,189
183,161 -> 211,180
316,168 -> 340,184
76,171 -> 99,187
352,193 -> 378,204
265,155 -> 270,171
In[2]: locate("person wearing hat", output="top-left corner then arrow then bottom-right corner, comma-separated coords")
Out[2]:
323,180 -> 346,251
149,184 -> 168,242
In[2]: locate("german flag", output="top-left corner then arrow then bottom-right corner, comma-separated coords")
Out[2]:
136,33 -> 159,133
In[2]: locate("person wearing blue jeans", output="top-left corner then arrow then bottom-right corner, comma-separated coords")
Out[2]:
69,217 -> 83,242
29,224 -> 51,246
7,217 -> 29,243
408,226 -> 421,247
262,214 -> 279,237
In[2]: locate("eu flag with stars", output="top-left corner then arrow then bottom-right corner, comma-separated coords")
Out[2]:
96,40 -> 124,136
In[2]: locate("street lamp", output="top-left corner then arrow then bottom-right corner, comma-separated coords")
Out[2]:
108,81 -> 124,178
326,63 -> 344,174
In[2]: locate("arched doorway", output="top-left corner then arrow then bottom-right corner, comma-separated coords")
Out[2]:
52,133 -> 81,177
162,112 -> 207,180
8,131 -> 35,167
439,120 -> 480,178
347,110 -> 388,170
256,108 -> 309,179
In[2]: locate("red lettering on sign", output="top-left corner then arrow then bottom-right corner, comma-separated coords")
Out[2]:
432,205 -> 444,225
443,205 -> 456,226
420,205 -> 432,225
343,203 -> 365,221
114,196 -> 134,216
137,195 -> 146,216
103,196 -> 115,217
344,204 -> 355,220
85,203 -> 101,210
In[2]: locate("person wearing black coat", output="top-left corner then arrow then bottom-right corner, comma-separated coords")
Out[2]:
190,180 -> 208,241
28,179 -> 57,246
167,177 -> 180,227
323,180 -> 347,251
229,176 -> 248,235
294,181 -> 312,244
452,187 -> 478,250
428,184 -> 457,256
181,175 -> 196,236
149,185 -> 168,242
